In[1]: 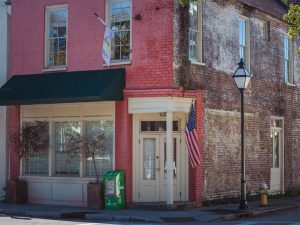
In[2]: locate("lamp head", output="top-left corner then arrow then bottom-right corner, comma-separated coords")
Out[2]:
233,59 -> 251,90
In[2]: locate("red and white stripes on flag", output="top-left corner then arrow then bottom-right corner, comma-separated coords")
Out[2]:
184,103 -> 201,168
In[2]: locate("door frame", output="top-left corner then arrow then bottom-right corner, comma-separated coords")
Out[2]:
270,116 -> 284,193
132,113 -> 189,202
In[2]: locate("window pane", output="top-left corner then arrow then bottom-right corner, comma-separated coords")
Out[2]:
239,46 -> 245,60
59,38 -> 66,51
143,138 -> 156,180
111,1 -> 131,23
55,122 -> 80,176
110,0 -> 131,61
85,121 -> 113,178
239,21 -> 246,46
46,7 -> 67,67
189,3 -> 198,30
140,121 -> 179,132
24,121 -> 49,176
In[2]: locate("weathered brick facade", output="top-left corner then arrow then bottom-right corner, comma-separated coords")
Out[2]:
7,0 -> 299,207
185,0 -> 300,200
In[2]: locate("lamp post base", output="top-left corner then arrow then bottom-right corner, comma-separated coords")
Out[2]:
239,200 -> 248,210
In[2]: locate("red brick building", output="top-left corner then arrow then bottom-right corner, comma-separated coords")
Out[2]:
1,0 -> 299,207
3,0 -> 203,207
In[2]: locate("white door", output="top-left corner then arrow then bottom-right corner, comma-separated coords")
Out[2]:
138,134 -> 182,202
270,129 -> 283,192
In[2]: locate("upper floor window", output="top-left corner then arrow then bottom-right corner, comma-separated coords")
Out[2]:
263,20 -> 270,41
107,0 -> 131,62
239,19 -> 250,68
189,2 -> 202,62
284,35 -> 293,84
45,5 -> 68,68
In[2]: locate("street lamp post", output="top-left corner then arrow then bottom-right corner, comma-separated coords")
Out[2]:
233,59 -> 251,210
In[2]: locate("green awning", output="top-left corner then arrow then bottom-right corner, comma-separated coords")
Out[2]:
0,68 -> 125,105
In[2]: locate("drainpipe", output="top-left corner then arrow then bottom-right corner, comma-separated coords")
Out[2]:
0,0 -> 11,199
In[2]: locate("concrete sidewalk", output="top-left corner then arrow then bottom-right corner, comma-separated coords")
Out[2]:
0,196 -> 299,223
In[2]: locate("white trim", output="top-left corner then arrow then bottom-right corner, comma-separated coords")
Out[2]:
102,60 -> 131,66
239,17 -> 250,70
190,60 -> 205,66
0,0 -> 9,199
20,102 -> 115,177
42,66 -> 67,72
132,113 -> 189,202
270,116 -> 284,193
189,1 -> 203,63
105,0 -> 132,62
128,97 -> 194,114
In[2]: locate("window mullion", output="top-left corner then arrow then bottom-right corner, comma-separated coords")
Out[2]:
49,120 -> 53,177
80,119 -> 85,178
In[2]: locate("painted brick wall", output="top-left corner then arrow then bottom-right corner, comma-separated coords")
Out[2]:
188,1 -> 300,200
10,0 -> 174,89
9,0 -> 176,204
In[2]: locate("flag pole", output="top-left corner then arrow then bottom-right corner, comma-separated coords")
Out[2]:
94,13 -> 130,51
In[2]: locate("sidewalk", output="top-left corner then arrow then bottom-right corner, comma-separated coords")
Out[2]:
0,196 -> 299,223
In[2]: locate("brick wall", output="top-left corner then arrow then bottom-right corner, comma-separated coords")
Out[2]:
9,0 -> 180,205
188,0 -> 300,200
10,0 -> 174,90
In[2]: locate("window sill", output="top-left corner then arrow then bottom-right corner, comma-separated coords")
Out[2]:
190,60 -> 205,66
103,60 -> 131,67
286,82 -> 296,87
20,175 -> 102,182
42,66 -> 67,72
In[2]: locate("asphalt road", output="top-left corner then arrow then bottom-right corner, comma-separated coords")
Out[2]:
2,208 -> 300,224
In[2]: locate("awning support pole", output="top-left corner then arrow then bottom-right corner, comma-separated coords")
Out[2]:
166,111 -> 174,205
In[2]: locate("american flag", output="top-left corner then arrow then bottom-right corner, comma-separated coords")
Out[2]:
184,103 -> 201,168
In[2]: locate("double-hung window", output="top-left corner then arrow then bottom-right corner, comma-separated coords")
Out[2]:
239,18 -> 250,68
107,0 -> 131,62
284,35 -> 293,84
189,2 -> 202,62
45,5 -> 68,68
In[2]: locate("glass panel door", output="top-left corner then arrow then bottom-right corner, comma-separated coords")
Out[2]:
143,138 -> 156,180
272,131 -> 280,168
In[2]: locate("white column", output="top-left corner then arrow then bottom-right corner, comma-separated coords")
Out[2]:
166,111 -> 173,205
0,1 -> 9,200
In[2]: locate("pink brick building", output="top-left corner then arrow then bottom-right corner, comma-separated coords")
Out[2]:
4,0 -> 204,207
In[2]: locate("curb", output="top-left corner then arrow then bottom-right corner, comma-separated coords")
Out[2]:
0,209 -> 61,219
85,214 -> 162,223
213,205 -> 300,222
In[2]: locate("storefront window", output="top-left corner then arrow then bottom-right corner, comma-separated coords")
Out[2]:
54,122 -> 81,176
24,122 -> 49,176
85,121 -> 113,177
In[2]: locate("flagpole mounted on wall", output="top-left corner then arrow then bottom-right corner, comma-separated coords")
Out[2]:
184,101 -> 201,169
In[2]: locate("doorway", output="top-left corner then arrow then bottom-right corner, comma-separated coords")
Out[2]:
132,115 -> 188,202
270,118 -> 284,192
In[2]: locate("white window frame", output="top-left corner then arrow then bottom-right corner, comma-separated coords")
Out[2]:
105,0 -> 132,65
239,17 -> 250,70
44,5 -> 68,70
189,1 -> 203,63
284,34 -> 294,85
20,103 -> 115,180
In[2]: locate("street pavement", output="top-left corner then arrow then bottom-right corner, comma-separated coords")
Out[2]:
0,196 -> 300,223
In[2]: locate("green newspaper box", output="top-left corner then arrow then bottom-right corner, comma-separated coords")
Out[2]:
103,170 -> 125,209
